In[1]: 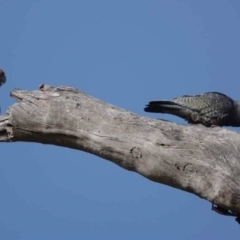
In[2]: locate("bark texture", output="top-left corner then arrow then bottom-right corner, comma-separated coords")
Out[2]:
0,84 -> 240,216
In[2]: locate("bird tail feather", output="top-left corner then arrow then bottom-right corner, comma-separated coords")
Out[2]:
144,101 -> 185,113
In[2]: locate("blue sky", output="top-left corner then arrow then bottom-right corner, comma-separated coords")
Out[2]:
1,0 -> 240,239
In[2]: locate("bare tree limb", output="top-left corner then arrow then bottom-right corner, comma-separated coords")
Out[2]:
1,84 -> 240,220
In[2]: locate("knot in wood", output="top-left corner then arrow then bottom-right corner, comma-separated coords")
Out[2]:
130,147 -> 142,158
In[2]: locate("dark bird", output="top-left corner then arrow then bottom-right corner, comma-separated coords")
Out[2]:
0,68 -> 6,114
0,68 -> 6,87
144,92 -> 240,127
212,203 -> 240,224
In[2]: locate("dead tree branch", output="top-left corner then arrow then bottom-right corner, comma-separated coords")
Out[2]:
1,84 -> 240,220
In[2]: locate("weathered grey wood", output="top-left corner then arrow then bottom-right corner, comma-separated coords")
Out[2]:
0,84 -> 240,217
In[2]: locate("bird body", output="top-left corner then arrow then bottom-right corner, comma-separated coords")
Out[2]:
144,92 -> 240,127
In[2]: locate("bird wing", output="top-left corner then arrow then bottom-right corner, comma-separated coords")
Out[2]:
173,92 -> 233,119
144,92 -> 234,126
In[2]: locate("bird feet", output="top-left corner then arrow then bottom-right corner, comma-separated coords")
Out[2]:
210,124 -> 219,128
